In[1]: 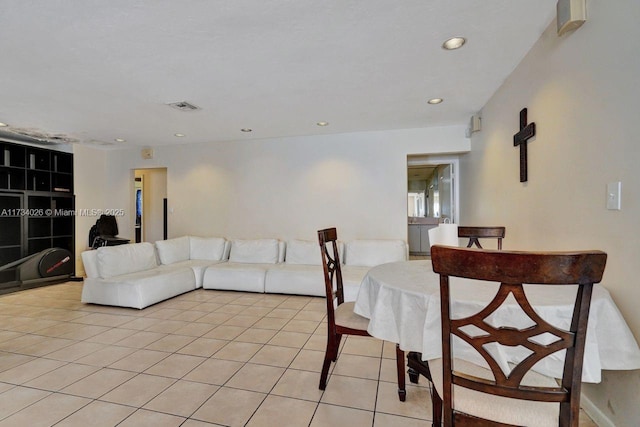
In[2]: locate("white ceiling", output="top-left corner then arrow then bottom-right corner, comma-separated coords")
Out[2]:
0,1 -> 556,148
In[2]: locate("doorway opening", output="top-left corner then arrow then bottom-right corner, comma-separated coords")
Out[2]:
134,177 -> 143,242
406,155 -> 459,256
133,168 -> 167,243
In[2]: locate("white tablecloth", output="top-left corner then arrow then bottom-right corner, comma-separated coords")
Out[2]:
354,260 -> 640,383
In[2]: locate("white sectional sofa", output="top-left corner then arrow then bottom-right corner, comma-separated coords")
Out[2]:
263,238 -> 408,301
81,236 -> 229,309
155,235 -> 229,287
264,239 -> 335,297
81,236 -> 407,309
81,242 -> 196,310
202,239 -> 285,293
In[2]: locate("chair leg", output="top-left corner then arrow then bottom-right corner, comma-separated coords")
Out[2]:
430,383 -> 442,426
319,353 -> 332,390
396,344 -> 406,402
407,351 -> 431,384
319,333 -> 337,390
332,334 -> 342,361
408,367 -> 420,384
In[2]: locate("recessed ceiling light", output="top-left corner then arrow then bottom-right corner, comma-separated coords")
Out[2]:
174,133 -> 185,137
442,37 -> 466,50
317,121 -> 329,126
427,98 -> 443,105
0,122 -> 8,127
114,138 -> 126,142
241,128 -> 252,132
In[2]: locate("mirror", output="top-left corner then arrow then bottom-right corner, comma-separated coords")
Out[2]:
407,164 -> 453,220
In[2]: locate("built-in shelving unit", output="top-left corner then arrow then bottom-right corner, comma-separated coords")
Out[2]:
0,141 -> 74,292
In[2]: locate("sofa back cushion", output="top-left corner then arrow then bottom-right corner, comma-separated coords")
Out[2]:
344,240 -> 407,267
284,240 -> 319,265
190,236 -> 226,261
229,239 -> 280,264
97,242 -> 158,278
285,239 -> 344,265
155,236 -> 190,265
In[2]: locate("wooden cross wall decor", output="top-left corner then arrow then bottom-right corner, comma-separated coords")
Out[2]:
513,108 -> 536,182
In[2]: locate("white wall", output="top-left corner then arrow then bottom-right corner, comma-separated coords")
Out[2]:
73,144 -> 107,276
460,1 -> 640,425
80,126 -> 468,246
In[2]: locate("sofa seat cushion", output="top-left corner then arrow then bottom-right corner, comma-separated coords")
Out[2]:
81,266 -> 196,309
341,265 -> 372,302
228,239 -> 280,264
344,240 -> 407,267
97,242 -> 158,278
159,259 -> 225,288
156,236 -> 191,265
265,264 -> 325,296
202,262 -> 269,293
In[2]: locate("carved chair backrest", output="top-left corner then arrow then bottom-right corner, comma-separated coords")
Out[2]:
318,228 -> 344,328
430,245 -> 607,427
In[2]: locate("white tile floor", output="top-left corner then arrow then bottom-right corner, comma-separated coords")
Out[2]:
0,282 -> 597,426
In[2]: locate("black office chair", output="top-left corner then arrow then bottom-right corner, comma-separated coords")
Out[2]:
90,215 -> 130,248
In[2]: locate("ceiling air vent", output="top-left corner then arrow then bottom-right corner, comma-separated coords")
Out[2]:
167,101 -> 200,111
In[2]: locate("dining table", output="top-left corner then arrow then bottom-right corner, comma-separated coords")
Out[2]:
353,260 -> 640,383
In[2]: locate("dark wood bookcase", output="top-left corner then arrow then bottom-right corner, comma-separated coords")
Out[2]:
0,141 -> 75,293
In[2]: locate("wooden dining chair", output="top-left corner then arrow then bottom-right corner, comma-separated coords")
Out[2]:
407,227 -> 506,400
457,226 -> 505,249
317,228 -> 407,401
429,245 -> 607,426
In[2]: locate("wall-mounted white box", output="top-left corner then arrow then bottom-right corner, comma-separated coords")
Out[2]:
607,181 -> 621,210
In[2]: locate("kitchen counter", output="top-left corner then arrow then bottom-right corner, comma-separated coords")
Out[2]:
407,217 -> 440,225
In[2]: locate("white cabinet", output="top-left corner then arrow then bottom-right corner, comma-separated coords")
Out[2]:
408,224 -> 437,255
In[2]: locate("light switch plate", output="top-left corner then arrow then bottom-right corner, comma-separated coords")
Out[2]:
607,182 -> 621,210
